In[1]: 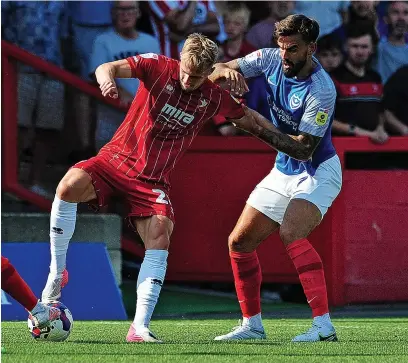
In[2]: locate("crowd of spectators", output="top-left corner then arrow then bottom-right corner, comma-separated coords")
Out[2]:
2,1 -> 408,196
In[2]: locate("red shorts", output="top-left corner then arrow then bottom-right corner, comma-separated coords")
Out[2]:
72,155 -> 175,223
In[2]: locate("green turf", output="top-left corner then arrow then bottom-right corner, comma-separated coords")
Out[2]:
121,282 -> 307,316
2,318 -> 408,363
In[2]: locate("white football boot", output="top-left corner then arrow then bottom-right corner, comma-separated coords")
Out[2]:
126,324 -> 163,343
29,301 -> 61,328
292,314 -> 338,342
214,320 -> 266,341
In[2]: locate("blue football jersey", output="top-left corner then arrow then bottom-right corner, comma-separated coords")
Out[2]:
238,48 -> 337,176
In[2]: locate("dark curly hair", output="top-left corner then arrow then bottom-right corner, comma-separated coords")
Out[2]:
274,14 -> 320,44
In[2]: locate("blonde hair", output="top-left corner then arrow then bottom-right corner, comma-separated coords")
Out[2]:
180,33 -> 219,73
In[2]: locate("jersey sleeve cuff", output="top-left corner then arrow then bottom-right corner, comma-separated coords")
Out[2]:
237,58 -> 252,79
126,57 -> 137,78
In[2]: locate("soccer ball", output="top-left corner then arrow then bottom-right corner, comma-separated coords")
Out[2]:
28,302 -> 73,342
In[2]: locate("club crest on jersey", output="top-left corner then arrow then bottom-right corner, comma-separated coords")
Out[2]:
198,98 -> 208,108
160,103 -> 194,127
164,84 -> 174,94
289,93 -> 302,110
315,108 -> 329,126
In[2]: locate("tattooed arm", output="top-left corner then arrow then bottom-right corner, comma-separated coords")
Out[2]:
232,107 -> 321,161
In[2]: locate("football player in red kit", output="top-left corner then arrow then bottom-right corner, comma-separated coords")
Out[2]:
41,33 -> 281,343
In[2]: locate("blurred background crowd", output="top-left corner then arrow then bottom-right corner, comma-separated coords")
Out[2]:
2,0 -> 408,198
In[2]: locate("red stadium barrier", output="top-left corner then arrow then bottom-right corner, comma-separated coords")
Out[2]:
156,137 -> 408,307
3,41 -> 408,306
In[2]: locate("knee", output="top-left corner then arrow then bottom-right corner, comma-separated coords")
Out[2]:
56,170 -> 92,202
279,226 -> 298,246
228,232 -> 255,253
56,179 -> 82,202
56,180 -> 72,201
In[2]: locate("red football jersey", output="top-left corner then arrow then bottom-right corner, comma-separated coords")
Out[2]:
99,53 -> 245,185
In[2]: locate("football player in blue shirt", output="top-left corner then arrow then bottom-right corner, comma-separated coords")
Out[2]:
210,14 -> 341,342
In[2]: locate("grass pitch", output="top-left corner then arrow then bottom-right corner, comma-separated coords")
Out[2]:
2,318 -> 408,363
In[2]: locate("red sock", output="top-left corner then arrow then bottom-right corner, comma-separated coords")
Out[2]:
286,239 -> 329,318
230,251 -> 262,318
1,256 -> 38,311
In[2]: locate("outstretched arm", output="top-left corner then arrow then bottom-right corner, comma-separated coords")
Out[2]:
231,107 -> 321,161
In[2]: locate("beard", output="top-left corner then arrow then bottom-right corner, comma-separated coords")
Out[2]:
282,58 -> 307,78
391,20 -> 408,38
348,57 -> 369,68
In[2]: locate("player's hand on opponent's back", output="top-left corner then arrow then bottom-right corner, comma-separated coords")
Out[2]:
99,80 -> 119,99
209,64 -> 249,97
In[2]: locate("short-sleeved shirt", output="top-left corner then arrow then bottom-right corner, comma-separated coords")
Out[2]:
99,53 -> 244,185
237,48 -> 337,176
331,64 -> 383,132
89,30 -> 161,95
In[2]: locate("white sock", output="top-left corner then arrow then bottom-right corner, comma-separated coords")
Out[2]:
243,312 -> 264,330
42,196 -> 77,301
314,313 -> 332,326
133,249 -> 168,330
30,301 -> 42,314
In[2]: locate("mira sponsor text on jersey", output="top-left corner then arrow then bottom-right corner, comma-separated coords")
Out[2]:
238,48 -> 337,175
98,53 -> 244,186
